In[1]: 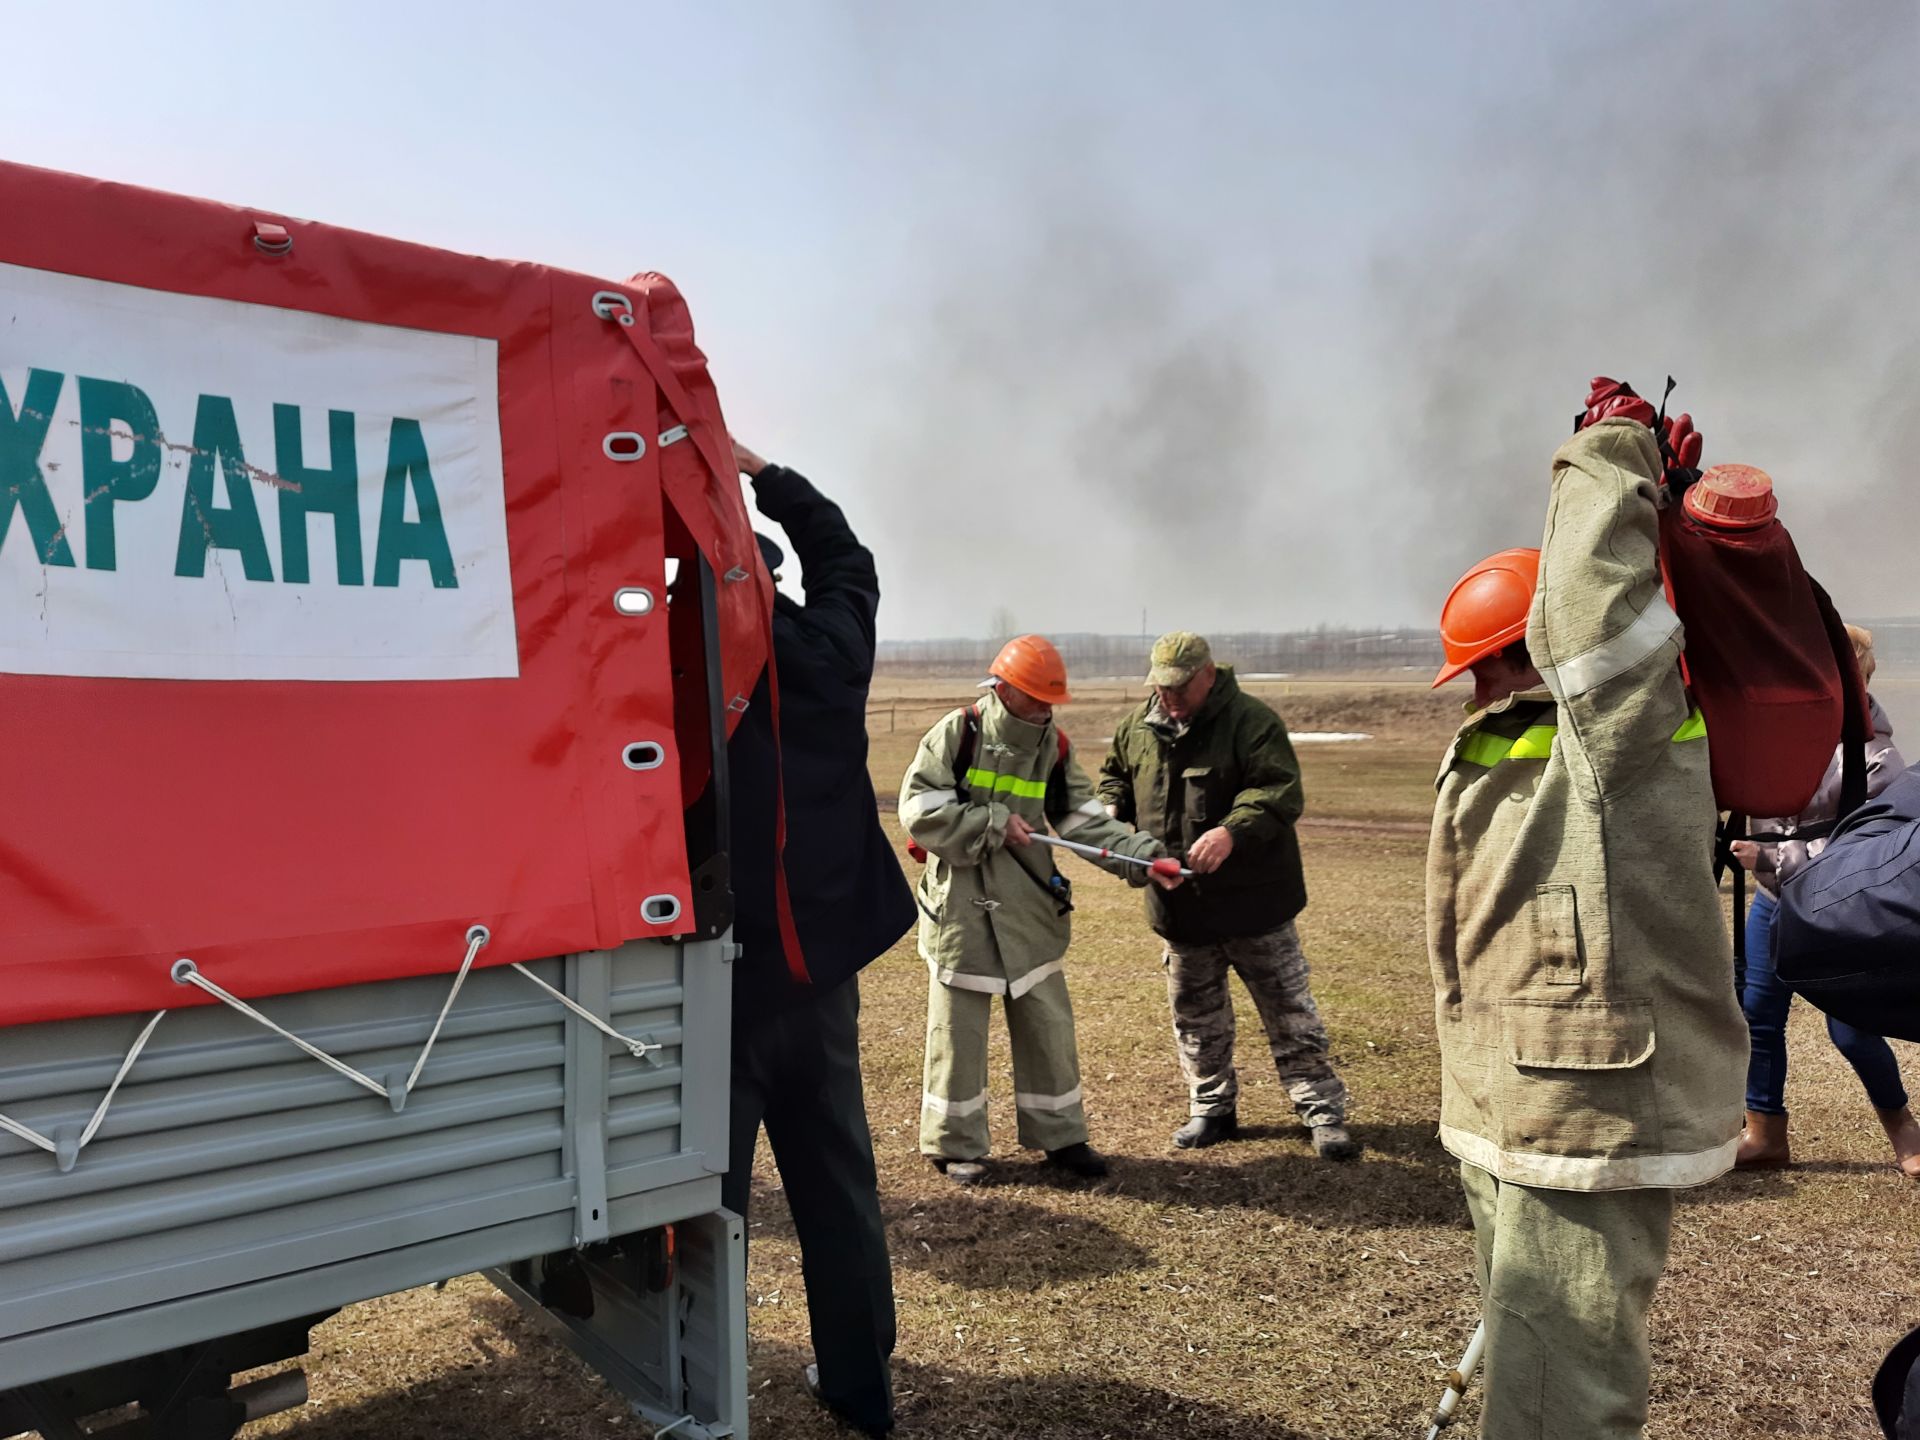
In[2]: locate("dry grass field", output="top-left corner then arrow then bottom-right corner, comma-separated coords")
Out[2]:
250,675 -> 1920,1440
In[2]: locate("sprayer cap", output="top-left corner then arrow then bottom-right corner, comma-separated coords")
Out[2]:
1685,463 -> 1778,529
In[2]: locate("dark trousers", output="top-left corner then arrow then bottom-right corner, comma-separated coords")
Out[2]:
1739,889 -> 1908,1116
725,975 -> 896,1433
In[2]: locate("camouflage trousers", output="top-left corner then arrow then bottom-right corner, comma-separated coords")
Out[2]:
1162,920 -> 1347,1126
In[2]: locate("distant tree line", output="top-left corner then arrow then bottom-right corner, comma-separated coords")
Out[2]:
877,627 -> 1448,677
878,618 -> 1920,678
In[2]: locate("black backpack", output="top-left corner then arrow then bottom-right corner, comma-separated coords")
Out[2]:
1875,1323 -> 1920,1439
1775,763 -> 1920,1042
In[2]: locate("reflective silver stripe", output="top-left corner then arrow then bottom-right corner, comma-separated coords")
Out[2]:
1014,1084 -> 1084,1113
922,1088 -> 990,1118
1006,959 -> 1064,1000
902,787 -> 958,819
1538,596 -> 1680,701
1440,1124 -> 1736,1190
1054,799 -> 1107,837
925,957 -> 1007,994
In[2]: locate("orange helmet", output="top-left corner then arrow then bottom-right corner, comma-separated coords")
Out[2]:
1433,548 -> 1540,688
989,634 -> 1074,705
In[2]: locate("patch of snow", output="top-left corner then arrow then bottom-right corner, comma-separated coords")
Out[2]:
1291,732 -> 1372,744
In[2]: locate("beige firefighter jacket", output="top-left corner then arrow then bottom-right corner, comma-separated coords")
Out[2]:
1426,418 -> 1748,1191
900,691 -> 1162,995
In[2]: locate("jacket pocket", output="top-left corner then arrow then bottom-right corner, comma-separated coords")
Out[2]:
1532,884 -> 1583,987
1181,765 -> 1222,832
1497,999 -> 1659,1156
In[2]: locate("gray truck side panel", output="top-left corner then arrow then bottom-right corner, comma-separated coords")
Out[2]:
0,938 -> 738,1408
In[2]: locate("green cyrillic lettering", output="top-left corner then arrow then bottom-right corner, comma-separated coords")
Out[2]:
78,377 -> 162,572
175,394 -> 273,582
275,404 -> 363,585
0,369 -> 76,567
372,418 -> 457,589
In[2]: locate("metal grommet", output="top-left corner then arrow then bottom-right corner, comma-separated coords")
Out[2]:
722,566 -> 750,584
252,222 -> 293,257
727,695 -> 750,714
603,432 -> 646,462
466,924 -> 492,947
641,895 -> 682,926
170,958 -> 199,984
613,586 -> 655,616
658,424 -> 689,447
622,741 -> 665,771
591,290 -> 634,323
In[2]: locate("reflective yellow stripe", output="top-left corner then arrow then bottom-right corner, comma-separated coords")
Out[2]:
1508,726 -> 1558,760
1457,733 -> 1514,767
1457,708 -> 1707,768
965,767 -> 1048,800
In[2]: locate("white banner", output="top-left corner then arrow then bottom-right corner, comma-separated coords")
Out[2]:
0,262 -> 517,680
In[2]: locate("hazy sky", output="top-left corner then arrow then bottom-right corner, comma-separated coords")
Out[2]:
6,2 -> 1914,639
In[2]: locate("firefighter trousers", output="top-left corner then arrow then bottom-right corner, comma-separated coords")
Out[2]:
1459,1161 -> 1674,1440
920,965 -> 1088,1158
726,976 -> 895,1435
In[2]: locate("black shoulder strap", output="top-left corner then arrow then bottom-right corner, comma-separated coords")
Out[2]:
1812,577 -> 1870,821
1044,725 -> 1071,810
953,705 -> 981,799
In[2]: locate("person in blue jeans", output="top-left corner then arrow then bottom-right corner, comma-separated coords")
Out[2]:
1730,625 -> 1920,1176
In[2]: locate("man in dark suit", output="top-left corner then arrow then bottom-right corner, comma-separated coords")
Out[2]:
722,437 -> 915,1439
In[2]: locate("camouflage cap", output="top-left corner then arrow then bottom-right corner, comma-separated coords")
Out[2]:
1147,631 -> 1213,687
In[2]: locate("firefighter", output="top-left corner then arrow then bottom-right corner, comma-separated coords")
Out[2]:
899,635 -> 1177,1184
1426,381 -> 1746,1437
1098,632 -> 1356,1159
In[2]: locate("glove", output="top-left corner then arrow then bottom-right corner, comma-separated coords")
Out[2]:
1576,376 -> 1657,430
1660,410 -> 1704,495
1662,412 -> 1702,470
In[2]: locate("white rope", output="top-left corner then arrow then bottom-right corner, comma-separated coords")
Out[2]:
511,963 -> 664,1061
0,1112 -> 55,1154
0,1010 -> 166,1157
172,960 -> 389,1099
405,927 -> 490,1093
78,1010 -> 166,1149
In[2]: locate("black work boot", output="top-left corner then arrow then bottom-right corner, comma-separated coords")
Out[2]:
1311,1124 -> 1361,1161
929,1155 -> 988,1186
1172,1110 -> 1239,1150
804,1362 -> 895,1438
1043,1141 -> 1110,1178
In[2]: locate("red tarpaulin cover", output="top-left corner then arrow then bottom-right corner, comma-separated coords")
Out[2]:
0,160 -> 774,1026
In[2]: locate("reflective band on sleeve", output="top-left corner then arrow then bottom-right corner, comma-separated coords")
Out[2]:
922,1088 -> 990,1118
903,787 -> 959,818
1055,799 -> 1107,837
1014,1084 -> 1085,1113
965,767 -> 1049,800
1537,596 -> 1681,702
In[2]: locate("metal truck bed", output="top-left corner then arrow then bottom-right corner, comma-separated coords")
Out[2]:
0,938 -> 745,1438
